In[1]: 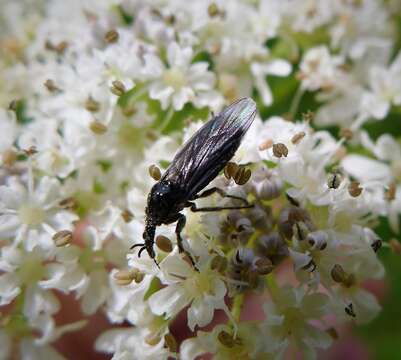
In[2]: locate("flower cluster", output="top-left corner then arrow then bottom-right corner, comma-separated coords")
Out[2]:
1,0 -> 400,359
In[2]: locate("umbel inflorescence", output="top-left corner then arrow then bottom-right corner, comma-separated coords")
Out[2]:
1,0 -> 401,359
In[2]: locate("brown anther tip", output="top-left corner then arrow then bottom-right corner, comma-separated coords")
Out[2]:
8,99 -> 18,111
52,230 -> 73,247
104,29 -> 119,43
254,257 -> 274,275
385,183 -> 396,201
110,80 -> 126,96
156,235 -> 173,253
348,181 -> 363,197
149,164 -> 162,181
259,138 -> 273,151
272,143 -> 288,158
44,79 -> 60,92
340,128 -> 353,140
327,173 -> 342,189
59,197 -> 77,210
85,96 -> 100,112
301,110 -> 315,122
224,162 -> 239,180
89,120 -> 108,135
121,209 -> 134,223
23,146 -> 38,156
291,131 -> 306,145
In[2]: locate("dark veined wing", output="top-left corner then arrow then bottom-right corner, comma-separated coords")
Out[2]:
161,98 -> 257,199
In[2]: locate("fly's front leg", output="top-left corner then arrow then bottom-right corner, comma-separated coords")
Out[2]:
195,187 -> 249,205
175,214 -> 198,271
187,201 -> 253,212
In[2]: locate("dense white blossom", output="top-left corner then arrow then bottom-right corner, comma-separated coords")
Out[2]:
0,0 -> 399,359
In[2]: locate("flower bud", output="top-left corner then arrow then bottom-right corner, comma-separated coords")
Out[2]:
256,233 -> 288,265
256,177 -> 282,200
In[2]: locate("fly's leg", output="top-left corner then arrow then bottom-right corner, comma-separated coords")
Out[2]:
175,214 -> 198,271
195,187 -> 249,205
187,201 -> 253,212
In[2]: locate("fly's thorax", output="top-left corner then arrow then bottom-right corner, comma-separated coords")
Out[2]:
146,180 -> 185,224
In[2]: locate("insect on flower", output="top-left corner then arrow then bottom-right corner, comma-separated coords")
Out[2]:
132,98 -> 257,268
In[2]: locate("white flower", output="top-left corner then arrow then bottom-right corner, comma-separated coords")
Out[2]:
298,46 -> 344,91
0,176 -> 77,250
262,286 -> 332,359
96,326 -> 173,360
360,51 -> 401,119
148,251 -> 228,331
181,323 -> 271,360
0,108 -> 17,165
143,42 -> 223,110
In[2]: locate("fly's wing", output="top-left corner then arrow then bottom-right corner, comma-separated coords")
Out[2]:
161,98 -> 257,199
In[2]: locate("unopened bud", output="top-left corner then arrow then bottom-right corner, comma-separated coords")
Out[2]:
145,333 -> 161,346
149,164 -> 162,181
122,105 -> 136,117
348,181 -> 363,197
110,80 -> 126,96
327,173 -> 342,189
208,3 -> 219,17
90,120 -> 108,134
53,230 -> 73,247
331,264 -> 347,283
104,29 -> 119,43
156,235 -> 173,253
291,131 -> 306,145
217,331 -> 235,348
114,268 -> 143,286
272,143 -> 288,158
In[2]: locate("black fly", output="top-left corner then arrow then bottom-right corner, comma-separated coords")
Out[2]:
131,98 -> 257,268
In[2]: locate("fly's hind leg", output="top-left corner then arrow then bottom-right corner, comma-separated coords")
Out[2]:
195,187 -> 249,205
187,201 -> 253,212
175,214 -> 198,271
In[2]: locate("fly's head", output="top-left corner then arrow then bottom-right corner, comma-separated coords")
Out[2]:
146,180 -> 177,224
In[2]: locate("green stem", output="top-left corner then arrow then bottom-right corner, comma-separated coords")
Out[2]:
158,107 -> 175,133
289,85 -> 304,119
232,293 -> 244,323
266,273 -> 279,301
